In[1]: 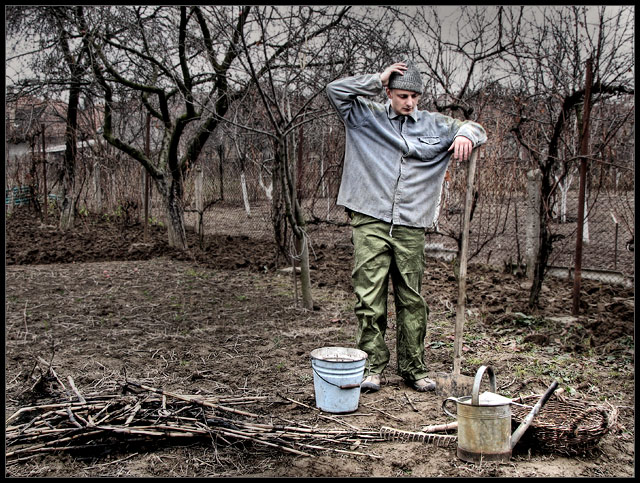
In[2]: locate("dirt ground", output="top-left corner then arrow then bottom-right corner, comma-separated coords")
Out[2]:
4,207 -> 635,478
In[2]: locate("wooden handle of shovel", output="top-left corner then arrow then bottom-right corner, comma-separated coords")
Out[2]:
510,380 -> 559,449
453,148 -> 479,377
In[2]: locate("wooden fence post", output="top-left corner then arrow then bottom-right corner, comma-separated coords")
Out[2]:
572,57 -> 593,315
195,165 -> 203,235
41,124 -> 47,224
526,168 -> 542,280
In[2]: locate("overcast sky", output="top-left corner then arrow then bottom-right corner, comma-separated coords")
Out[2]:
6,5 -> 633,88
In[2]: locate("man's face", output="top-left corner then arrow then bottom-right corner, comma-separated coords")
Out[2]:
386,88 -> 421,116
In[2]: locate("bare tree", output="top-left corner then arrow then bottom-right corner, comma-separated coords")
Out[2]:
393,6 -> 524,117
389,6 -> 525,276
72,6 -> 257,249
506,6 -> 634,307
6,6 -> 94,230
235,6 -> 350,309
225,6 -> 406,309
391,6 -> 633,306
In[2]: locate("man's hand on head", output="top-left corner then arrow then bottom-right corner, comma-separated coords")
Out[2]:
380,62 -> 407,87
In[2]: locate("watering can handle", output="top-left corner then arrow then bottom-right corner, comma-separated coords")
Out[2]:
471,365 -> 497,406
442,397 -> 459,418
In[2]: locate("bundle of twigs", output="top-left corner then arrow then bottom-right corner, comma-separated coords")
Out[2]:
6,378 -> 386,463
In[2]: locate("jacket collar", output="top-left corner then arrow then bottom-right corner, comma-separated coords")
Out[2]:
385,100 -> 419,122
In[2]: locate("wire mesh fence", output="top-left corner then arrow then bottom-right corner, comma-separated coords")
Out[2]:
5,145 -> 634,288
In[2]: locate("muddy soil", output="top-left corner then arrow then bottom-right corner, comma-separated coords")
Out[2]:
4,208 -> 635,477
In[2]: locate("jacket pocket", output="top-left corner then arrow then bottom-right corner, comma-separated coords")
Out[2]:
419,136 -> 440,145
415,136 -> 442,160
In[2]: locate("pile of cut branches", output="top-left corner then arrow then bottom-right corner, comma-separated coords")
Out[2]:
6,375 -> 387,463
7,360 -> 459,465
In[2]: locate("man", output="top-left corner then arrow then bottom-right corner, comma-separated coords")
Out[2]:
326,60 -> 487,392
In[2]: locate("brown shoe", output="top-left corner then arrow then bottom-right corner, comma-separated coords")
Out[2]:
411,378 -> 436,392
361,374 -> 381,392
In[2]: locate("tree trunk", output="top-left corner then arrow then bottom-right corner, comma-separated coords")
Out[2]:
157,175 -> 188,250
166,212 -> 186,249
94,162 -> 102,213
528,166 -> 553,308
240,171 -> 251,217
287,135 -> 313,311
270,149 -> 287,258
270,136 -> 314,309
294,205 -> 313,311
217,144 -> 225,201
165,198 -> 187,250
59,82 -> 81,231
295,228 -> 313,310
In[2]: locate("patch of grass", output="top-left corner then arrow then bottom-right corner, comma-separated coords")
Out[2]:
147,216 -> 164,227
465,356 -> 484,367
298,373 -> 312,384
271,335 -> 283,349
511,312 -> 547,328
185,268 -> 210,279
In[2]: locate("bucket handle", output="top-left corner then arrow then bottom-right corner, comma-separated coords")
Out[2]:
312,366 -> 361,390
471,365 -> 497,406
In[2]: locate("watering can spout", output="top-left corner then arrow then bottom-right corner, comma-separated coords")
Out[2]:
510,380 -> 559,449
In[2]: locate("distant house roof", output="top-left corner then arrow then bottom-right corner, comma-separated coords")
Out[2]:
44,139 -> 98,154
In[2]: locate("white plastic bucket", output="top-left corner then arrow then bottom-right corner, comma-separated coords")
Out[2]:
310,347 -> 368,413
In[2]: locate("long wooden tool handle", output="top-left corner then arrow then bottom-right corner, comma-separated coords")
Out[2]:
510,380 -> 559,449
453,148 -> 479,377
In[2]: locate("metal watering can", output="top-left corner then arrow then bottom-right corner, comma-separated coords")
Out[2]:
443,365 -> 559,463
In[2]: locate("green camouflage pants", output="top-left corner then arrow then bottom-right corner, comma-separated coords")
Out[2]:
350,212 -> 429,383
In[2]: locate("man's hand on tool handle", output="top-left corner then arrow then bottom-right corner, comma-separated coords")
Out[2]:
448,136 -> 473,161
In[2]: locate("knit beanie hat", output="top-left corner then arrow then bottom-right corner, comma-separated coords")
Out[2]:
388,59 -> 423,94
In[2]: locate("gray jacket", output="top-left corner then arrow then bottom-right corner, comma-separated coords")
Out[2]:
327,73 -> 487,229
